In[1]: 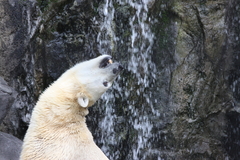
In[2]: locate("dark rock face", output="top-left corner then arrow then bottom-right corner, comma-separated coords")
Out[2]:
224,0 -> 240,159
0,77 -> 15,124
169,1 -> 229,159
0,0 -> 240,159
0,0 -> 40,139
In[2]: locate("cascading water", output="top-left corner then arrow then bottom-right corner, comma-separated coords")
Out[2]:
94,0 -> 163,159
97,0 -> 116,54
2,0 -> 237,159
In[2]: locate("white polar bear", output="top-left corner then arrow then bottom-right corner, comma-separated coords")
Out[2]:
20,55 -> 123,160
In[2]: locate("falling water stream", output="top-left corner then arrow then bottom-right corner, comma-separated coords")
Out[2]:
2,0 -> 240,159
95,0 -> 161,159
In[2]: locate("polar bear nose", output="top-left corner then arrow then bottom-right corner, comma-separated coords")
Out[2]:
113,64 -> 124,74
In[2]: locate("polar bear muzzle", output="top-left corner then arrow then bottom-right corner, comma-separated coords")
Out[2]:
99,56 -> 123,86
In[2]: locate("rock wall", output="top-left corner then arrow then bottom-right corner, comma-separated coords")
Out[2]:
0,0 -> 240,159
171,0 -> 229,159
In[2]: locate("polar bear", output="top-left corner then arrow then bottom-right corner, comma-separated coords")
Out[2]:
20,55 -> 123,160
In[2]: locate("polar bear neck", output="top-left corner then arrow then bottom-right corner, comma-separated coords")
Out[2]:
33,82 -> 91,126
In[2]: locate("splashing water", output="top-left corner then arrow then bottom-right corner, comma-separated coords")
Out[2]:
122,0 -> 159,159
96,0 -> 161,159
97,0 -> 116,54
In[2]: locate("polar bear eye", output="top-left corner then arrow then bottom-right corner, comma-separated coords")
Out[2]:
99,57 -> 113,68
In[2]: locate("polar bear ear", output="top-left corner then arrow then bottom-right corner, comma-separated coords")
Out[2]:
78,96 -> 89,108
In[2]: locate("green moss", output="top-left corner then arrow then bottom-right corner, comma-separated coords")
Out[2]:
123,30 -> 131,38
199,0 -> 207,5
37,0 -> 51,11
37,0 -> 68,12
152,11 -> 171,49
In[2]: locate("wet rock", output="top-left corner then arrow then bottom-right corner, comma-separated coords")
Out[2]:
0,77 -> 15,124
223,0 -> 240,158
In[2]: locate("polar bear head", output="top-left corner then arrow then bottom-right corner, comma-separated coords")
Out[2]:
69,54 -> 123,108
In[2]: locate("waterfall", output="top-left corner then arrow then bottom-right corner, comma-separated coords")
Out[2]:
1,0 -> 237,159
97,0 -> 116,54
95,0 -> 161,159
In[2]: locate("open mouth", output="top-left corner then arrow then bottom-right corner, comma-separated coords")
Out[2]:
102,77 -> 115,87
102,64 -> 124,87
113,64 -> 124,75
